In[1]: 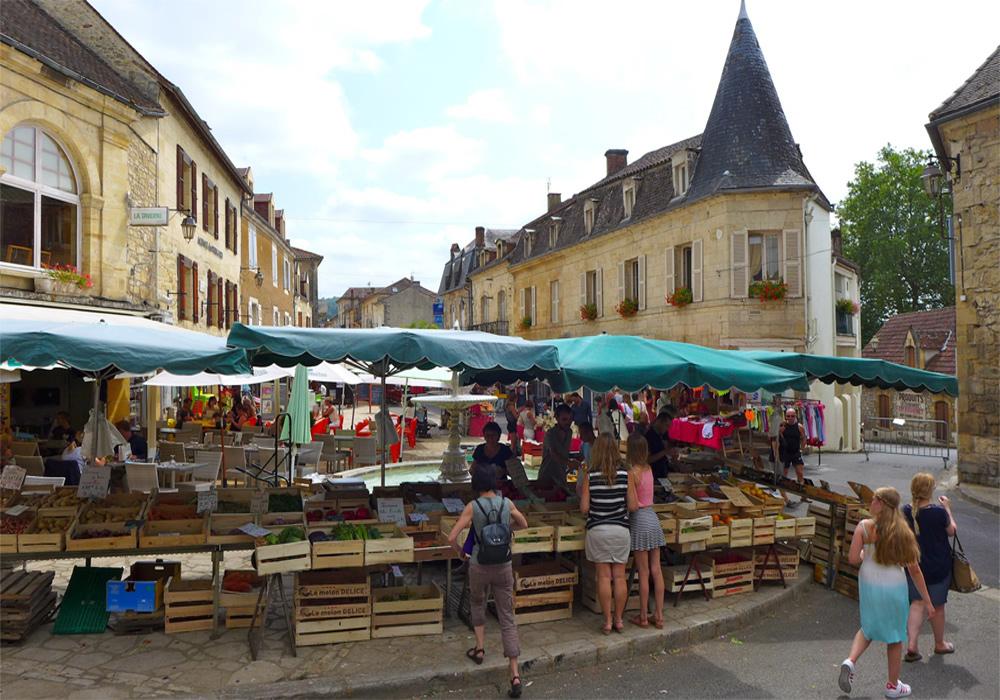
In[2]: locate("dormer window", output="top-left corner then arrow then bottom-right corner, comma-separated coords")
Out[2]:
524,230 -> 535,256
671,150 -> 692,196
549,218 -> 562,248
583,199 -> 596,235
622,179 -> 636,219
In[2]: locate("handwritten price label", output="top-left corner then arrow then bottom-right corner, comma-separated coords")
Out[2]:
377,498 -> 406,526
77,466 -> 110,500
0,466 -> 26,492
197,490 -> 218,514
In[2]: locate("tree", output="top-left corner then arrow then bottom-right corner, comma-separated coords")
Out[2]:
838,145 -> 953,346
407,319 -> 439,329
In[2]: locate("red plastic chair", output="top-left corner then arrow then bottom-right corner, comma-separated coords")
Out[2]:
404,419 -> 417,449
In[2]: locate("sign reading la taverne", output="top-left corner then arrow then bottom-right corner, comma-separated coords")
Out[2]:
129,207 -> 169,226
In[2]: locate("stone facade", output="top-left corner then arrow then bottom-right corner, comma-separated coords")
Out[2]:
359,278 -> 436,328
927,48 -> 1000,486
125,135 -> 159,305
861,389 -> 956,445
240,204 -> 297,327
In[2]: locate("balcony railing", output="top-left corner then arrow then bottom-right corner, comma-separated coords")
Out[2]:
836,310 -> 854,335
470,320 -> 509,336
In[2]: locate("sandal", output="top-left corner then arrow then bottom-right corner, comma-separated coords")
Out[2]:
653,617 -> 664,629
934,642 -> 955,655
904,650 -> 922,663
509,676 -> 522,698
613,619 -> 625,633
629,614 -> 649,628
601,624 -> 612,635
466,647 -> 484,665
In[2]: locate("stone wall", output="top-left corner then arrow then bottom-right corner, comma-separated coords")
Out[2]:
860,387 -> 957,445
125,135 -> 158,304
383,286 -> 435,328
941,105 -> 1000,486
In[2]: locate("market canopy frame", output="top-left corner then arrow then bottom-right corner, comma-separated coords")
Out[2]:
736,351 -> 958,397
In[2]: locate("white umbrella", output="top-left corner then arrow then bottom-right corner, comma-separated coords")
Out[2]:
143,365 -> 290,387
308,362 -> 367,384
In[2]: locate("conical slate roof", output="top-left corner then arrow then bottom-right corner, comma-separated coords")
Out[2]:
687,3 -> 821,203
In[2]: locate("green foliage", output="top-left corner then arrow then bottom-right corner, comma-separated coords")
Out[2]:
837,145 -> 953,345
407,319 -> 439,329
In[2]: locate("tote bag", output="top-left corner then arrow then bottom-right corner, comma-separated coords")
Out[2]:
950,534 -> 981,593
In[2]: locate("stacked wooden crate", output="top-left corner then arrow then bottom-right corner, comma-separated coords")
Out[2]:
294,570 -> 371,646
164,577 -> 215,634
371,584 -> 443,638
754,544 -> 800,581
220,570 -> 265,629
0,571 -> 56,643
752,517 -> 776,545
509,559 -> 577,624
697,550 -> 754,598
579,558 -> 640,613
663,563 -> 714,595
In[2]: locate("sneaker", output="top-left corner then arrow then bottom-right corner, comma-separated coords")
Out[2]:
885,681 -> 912,698
838,659 -> 855,694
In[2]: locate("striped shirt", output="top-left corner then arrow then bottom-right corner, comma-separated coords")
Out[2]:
586,467 -> 630,530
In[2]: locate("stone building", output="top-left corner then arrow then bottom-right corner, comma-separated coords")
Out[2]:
438,225 -> 517,332
359,277 -> 436,328
239,185 -> 298,327
455,4 -> 863,450
861,307 -> 957,445
292,246 -> 324,327
334,286 -> 378,328
925,46 -> 999,486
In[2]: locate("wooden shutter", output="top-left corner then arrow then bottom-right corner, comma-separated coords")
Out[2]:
224,199 -> 231,250
201,174 -> 209,230
232,282 -> 238,325
730,230 -> 748,298
206,271 -> 214,326
213,186 -> 219,239
190,161 -> 198,224
530,286 -> 537,325
223,281 -> 231,328
617,261 -> 625,302
596,268 -> 604,316
551,281 -> 559,324
783,229 -> 802,297
191,261 -> 199,323
637,254 -> 646,310
176,145 -> 184,210
664,247 -> 675,301
579,272 -> 586,309
692,238 -> 703,303
176,255 -> 187,321
520,288 -> 526,319
232,203 -> 238,256
217,277 -> 224,329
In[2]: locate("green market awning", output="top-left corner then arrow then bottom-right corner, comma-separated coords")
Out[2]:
226,324 -> 562,381
540,335 -> 810,394
737,351 -> 958,396
0,318 -> 250,377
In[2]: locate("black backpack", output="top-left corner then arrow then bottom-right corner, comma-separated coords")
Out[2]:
474,497 -> 512,565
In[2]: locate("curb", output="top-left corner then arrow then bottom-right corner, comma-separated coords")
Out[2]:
216,570 -> 812,699
956,484 -> 1000,514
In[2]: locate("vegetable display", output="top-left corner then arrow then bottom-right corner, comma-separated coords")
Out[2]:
268,493 -> 303,513
307,523 -> 383,543
262,526 -> 305,545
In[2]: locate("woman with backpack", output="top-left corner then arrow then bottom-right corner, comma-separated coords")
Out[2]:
581,433 -> 637,634
447,463 -> 528,698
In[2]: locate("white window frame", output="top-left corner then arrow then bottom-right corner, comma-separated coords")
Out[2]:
283,256 -> 291,292
248,224 -> 258,269
0,125 -> 82,272
549,220 -> 561,248
583,199 -> 596,235
671,151 -> 690,196
748,231 -> 782,284
271,243 -> 278,286
273,306 -> 280,326
550,279 -> 560,324
622,179 -> 636,219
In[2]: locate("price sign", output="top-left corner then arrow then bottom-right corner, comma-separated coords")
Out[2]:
5,504 -> 29,517
77,466 -> 110,499
377,498 -> 406,527
197,489 -> 218,514
657,477 -> 674,492
250,491 -> 268,515
408,512 -> 430,524
442,497 -> 465,514
239,522 -> 271,538
0,465 -> 26,492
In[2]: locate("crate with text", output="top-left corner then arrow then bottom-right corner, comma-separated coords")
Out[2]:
509,558 -> 577,625
697,549 -> 754,598
164,577 -> 215,634
294,570 -> 371,646
371,583 -> 443,638
754,544 -> 800,581
663,563 -> 714,594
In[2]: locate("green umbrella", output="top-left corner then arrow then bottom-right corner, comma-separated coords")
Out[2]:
542,335 -> 810,394
281,364 -> 313,445
735,351 -> 958,396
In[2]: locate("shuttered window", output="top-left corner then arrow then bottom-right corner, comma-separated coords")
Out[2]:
730,230 -> 748,298
691,239 -> 703,303
783,229 -> 802,298
176,255 -> 187,321
191,261 -> 199,323
216,277 -> 224,329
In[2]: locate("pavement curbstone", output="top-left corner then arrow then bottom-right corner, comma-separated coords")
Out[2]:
957,483 -> 1000,513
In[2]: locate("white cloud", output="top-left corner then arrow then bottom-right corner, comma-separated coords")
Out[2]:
361,126 -> 487,182
446,89 -> 517,123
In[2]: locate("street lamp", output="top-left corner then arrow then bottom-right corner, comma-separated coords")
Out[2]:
181,215 -> 197,241
920,154 -> 960,198
241,267 -> 264,287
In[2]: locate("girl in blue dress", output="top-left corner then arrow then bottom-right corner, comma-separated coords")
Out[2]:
838,487 -> 936,699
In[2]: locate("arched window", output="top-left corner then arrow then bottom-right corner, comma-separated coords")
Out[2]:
1,125 -> 80,270
480,295 -> 490,324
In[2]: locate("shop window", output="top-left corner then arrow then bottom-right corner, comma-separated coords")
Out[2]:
1,125 -> 79,269
623,257 -> 640,300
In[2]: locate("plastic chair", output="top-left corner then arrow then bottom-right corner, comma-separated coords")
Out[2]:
125,463 -> 161,494
352,436 -> 377,467
16,455 -> 45,476
158,442 -> 187,463
11,441 -> 40,457
296,441 -> 323,477
178,451 -> 222,491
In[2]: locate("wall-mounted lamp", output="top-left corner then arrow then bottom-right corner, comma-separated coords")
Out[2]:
921,154 -> 960,198
181,215 -> 197,241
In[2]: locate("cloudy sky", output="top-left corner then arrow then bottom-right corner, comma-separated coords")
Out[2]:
92,0 -> 998,299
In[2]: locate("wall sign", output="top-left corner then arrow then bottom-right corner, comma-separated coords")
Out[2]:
197,237 -> 224,259
129,207 -> 169,226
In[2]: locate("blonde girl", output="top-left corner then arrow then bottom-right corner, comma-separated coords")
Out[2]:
839,487 -> 935,699
625,432 -> 665,628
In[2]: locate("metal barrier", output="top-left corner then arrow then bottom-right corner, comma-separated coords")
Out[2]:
862,416 -> 952,468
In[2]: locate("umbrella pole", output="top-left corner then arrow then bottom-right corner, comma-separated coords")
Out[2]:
380,373 -> 387,488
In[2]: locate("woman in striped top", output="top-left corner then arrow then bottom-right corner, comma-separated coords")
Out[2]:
581,434 -> 637,634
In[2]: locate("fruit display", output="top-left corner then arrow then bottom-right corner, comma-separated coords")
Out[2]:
305,506 -> 372,523
0,513 -> 34,535
268,492 -> 303,513
147,504 -> 198,521
222,570 -> 260,593
39,488 -> 83,511
262,526 -> 305,545
73,527 -> 130,540
81,506 -> 140,524
308,523 -> 382,543
28,516 -> 72,534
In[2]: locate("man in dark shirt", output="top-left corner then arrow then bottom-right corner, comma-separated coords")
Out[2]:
538,404 -> 579,489
568,393 -> 592,431
115,420 -> 148,461
645,413 -> 673,479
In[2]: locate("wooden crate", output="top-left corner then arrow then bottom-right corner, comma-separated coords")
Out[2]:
164,577 -> 215,634
215,488 -> 260,516
66,521 -> 138,551
365,524 -> 414,565
225,604 -> 265,629
261,512 -> 307,532
795,516 -> 816,539
294,570 -> 371,646
311,537 -> 365,569
0,512 -> 32,553
752,517 -> 776,545
729,518 -> 753,547
371,584 -> 443,638
139,518 -> 207,548
579,558 -> 641,613
676,514 -> 712,543
774,517 -> 797,540
510,559 -> 577,625
18,514 -> 73,553
667,539 -> 707,554
709,525 -> 730,547
0,570 -> 56,643
255,539 -> 311,575
36,487 -> 84,517
219,570 -> 263,609
663,564 -> 714,594
512,523 -> 556,554
711,575 -> 754,598
754,545 -> 800,581
208,513 -> 258,545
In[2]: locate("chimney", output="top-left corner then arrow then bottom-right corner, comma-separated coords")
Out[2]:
547,192 -> 561,212
475,226 -> 485,248
450,243 -> 461,260
605,149 -> 628,176
831,227 -> 843,255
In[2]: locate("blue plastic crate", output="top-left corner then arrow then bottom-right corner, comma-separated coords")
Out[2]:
106,578 -> 162,613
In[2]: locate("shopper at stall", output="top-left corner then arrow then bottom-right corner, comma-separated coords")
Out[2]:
114,420 -> 148,461
838,487 -> 936,699
778,408 -> 806,485
176,398 -> 194,428
568,392 -> 592,431
578,421 -> 596,465
903,473 -> 957,662
472,422 -> 515,479
581,434 -> 636,634
517,404 -> 537,441
62,430 -> 87,474
537,404 -> 578,489
644,412 -> 673,481
48,411 -> 74,441
626,432 -> 665,629
504,399 -> 520,455
447,463 -> 528,698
